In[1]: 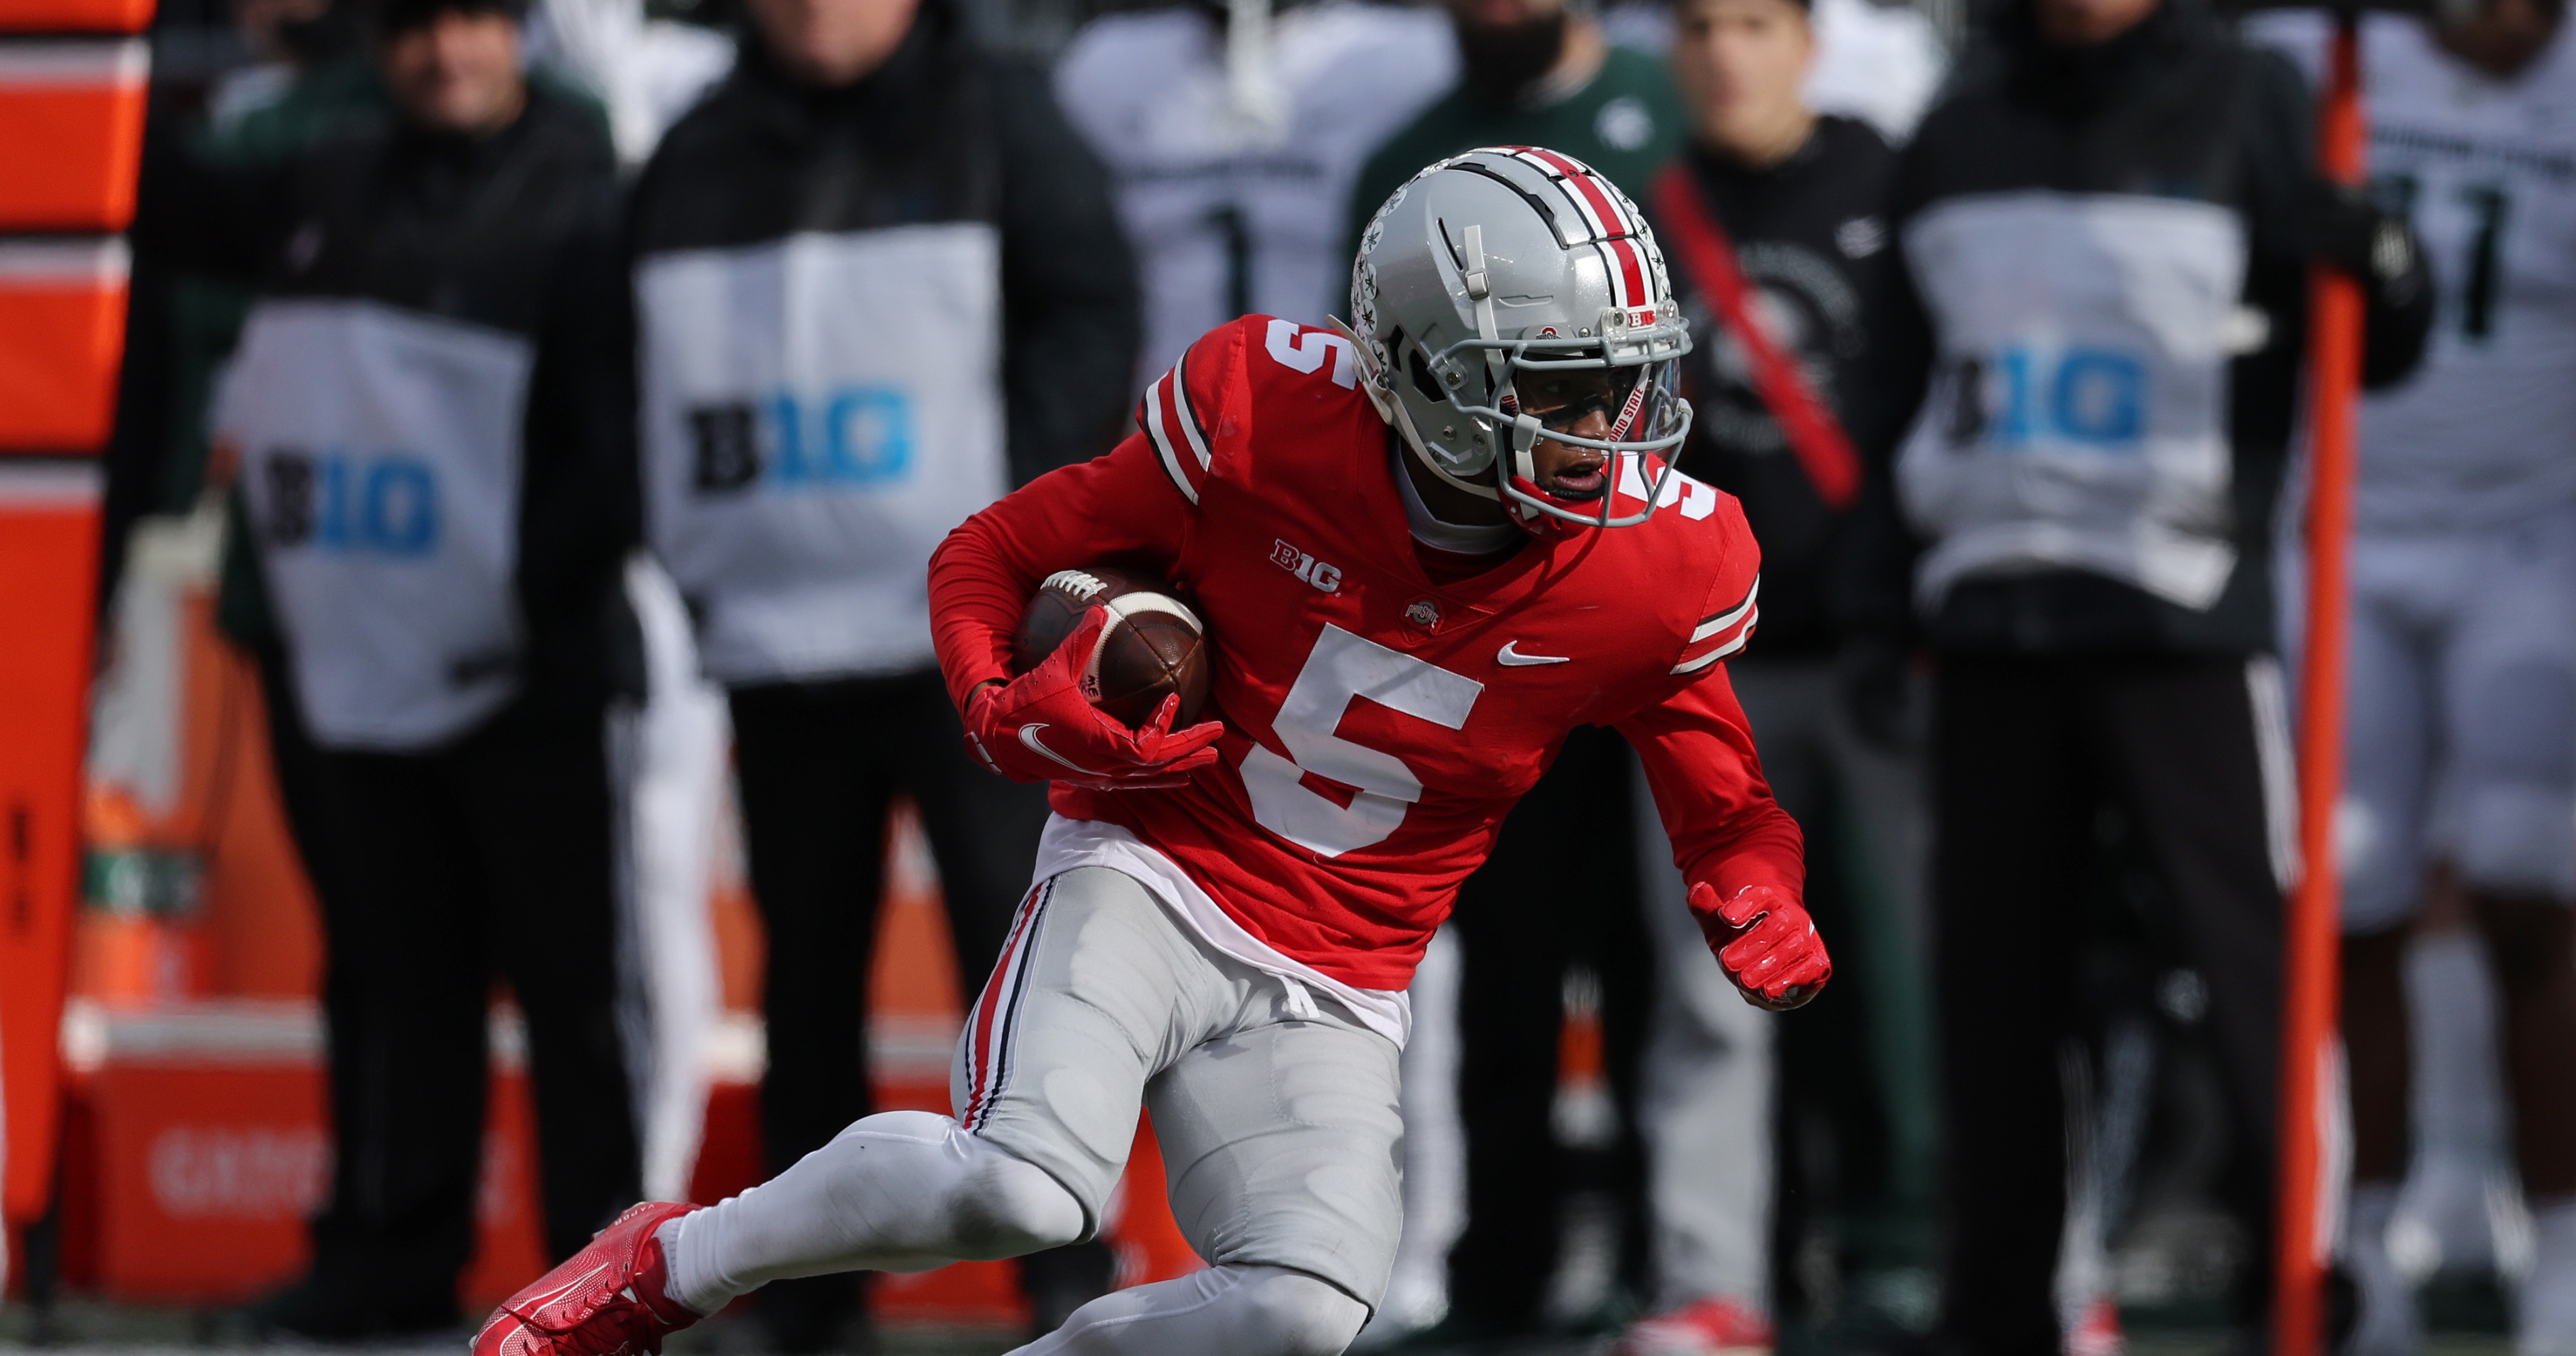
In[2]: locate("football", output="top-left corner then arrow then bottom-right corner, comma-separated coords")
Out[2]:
1013,565 -> 1213,730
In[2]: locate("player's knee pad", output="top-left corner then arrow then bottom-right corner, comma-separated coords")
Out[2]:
1225,1267 -> 1370,1356
812,1111 -> 1085,1262
2335,793 -> 2425,935
941,1141 -> 1087,1260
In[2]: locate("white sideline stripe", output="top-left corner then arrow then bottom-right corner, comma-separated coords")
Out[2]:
54,997 -> 930,1086
58,997 -> 529,1071
2247,655 -> 2299,892
0,236 -> 130,284
0,460 -> 102,507
0,37 -> 148,86
1143,375 -> 1199,506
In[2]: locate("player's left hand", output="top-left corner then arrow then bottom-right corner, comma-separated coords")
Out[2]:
1693,881 -> 1830,1010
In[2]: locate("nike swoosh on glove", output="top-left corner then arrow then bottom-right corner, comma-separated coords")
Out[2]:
1691,881 -> 1830,1011
962,605 -> 1224,791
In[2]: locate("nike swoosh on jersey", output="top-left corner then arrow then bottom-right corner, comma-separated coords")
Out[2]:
1497,641 -> 1572,666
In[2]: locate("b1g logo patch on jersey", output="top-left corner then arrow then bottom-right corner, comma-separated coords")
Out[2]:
689,386 -> 915,494
1270,539 -> 1343,593
261,447 -> 441,558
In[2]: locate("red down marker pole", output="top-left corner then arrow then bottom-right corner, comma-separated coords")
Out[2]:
2276,12 -> 2367,1356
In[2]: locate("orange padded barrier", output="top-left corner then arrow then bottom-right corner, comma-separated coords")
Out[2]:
0,0 -> 155,33
0,238 -> 128,452
0,462 -> 102,1227
51,1002 -> 550,1306
0,40 -> 148,231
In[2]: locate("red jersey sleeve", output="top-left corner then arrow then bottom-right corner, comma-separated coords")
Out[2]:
1616,669 -> 1805,915
927,324 -> 1245,713
1666,496 -> 1763,680
1610,490 -> 1803,938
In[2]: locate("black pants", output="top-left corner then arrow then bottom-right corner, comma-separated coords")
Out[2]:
298,696 -> 641,1292
1447,724 -> 1655,1332
1931,654 -> 2282,1356
727,668 -> 1064,1340
253,650 -> 377,1291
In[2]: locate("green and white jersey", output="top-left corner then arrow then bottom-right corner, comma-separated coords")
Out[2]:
2257,12 -> 2576,532
1346,44 -> 1689,264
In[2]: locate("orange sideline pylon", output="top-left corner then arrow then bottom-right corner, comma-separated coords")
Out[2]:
0,0 -> 153,1260
2276,13 -> 2368,1356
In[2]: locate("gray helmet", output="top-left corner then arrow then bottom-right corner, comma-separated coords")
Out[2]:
1343,146 -> 1693,532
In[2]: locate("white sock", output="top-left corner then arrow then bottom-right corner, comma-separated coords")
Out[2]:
2518,1197 -> 2576,1356
1010,1264 -> 1367,1356
654,1216 -> 719,1317
658,1110 -> 1086,1318
2343,1181 -> 2418,1356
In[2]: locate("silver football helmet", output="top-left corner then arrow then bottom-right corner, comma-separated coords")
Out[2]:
1342,146 -> 1693,533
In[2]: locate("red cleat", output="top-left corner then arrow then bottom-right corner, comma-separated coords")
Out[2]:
1615,1296 -> 1777,1356
475,1201 -> 704,1356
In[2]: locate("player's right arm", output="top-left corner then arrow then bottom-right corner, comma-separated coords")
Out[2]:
929,335 -> 1240,788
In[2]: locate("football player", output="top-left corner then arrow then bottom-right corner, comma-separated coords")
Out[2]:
1055,0 -> 1455,391
2253,2 -> 2576,1351
474,147 -> 1828,1356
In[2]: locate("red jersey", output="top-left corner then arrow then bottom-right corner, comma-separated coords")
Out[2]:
930,315 -> 1803,990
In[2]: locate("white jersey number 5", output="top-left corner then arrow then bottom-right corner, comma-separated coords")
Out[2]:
1241,624 -> 1485,856
1265,319 -> 1357,389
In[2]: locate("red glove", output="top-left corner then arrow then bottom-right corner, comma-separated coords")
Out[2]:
1690,881 -> 1830,1010
961,607 -> 1224,791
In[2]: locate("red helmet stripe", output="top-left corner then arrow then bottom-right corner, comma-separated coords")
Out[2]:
1497,146 -> 1615,239
1525,149 -> 1637,239
1607,237 -> 1649,309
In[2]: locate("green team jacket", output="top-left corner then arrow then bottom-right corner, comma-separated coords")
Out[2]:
1343,43 -> 1688,281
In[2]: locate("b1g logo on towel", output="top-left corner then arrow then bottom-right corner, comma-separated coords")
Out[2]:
689,386 -> 915,494
261,448 -> 441,557
1948,344 -> 2150,452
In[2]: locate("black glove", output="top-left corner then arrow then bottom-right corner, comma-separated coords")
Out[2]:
2308,180 -> 2422,298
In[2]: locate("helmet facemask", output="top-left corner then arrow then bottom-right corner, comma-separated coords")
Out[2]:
1371,312 -> 1693,537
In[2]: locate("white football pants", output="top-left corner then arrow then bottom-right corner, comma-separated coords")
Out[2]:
660,1113 -> 1367,1355
662,864 -> 1399,1355
2282,508 -> 2576,932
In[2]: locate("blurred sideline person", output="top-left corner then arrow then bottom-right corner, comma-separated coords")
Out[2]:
1342,1 -> 1689,1343
1055,0 -> 1455,391
102,0 -> 380,610
2251,1 -> 2576,1351
106,16 -> 391,1281
137,0 -> 643,1334
1598,0 -> 1946,146
1860,0 -> 2434,1344
528,0 -> 736,165
1350,0 -> 1685,245
1626,0 -> 1928,1347
625,0 -> 1138,1340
